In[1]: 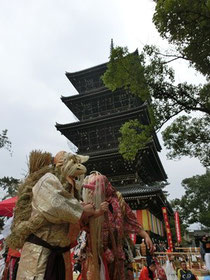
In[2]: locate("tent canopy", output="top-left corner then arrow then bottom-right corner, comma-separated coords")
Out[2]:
0,197 -> 17,217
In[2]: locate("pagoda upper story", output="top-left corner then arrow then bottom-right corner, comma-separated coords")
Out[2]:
56,61 -> 167,185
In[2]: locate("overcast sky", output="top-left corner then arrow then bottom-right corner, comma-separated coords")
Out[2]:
0,0 -> 206,200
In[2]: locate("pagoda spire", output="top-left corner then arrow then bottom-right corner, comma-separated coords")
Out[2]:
110,39 -> 114,56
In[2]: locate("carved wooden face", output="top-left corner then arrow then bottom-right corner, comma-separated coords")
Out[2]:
60,153 -> 88,178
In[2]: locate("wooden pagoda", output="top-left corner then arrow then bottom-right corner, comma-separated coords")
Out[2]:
56,61 -> 172,238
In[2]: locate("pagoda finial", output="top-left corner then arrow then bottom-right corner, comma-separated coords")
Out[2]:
110,39 -> 114,56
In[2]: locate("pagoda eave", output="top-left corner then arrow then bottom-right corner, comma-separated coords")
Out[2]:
56,106 -> 148,131
66,63 -> 107,94
65,62 -> 107,80
85,147 -> 167,183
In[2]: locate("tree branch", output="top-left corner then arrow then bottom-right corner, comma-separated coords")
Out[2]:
155,108 -> 184,132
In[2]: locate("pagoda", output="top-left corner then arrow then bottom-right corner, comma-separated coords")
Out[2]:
56,59 -> 172,238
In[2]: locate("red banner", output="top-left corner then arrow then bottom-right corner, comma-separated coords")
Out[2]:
162,207 -> 173,250
175,211 -> 182,244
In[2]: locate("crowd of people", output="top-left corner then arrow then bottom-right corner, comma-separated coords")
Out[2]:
152,241 -> 167,253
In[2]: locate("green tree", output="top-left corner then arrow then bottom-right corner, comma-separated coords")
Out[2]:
102,46 -> 210,165
153,0 -> 210,77
171,170 -> 210,228
0,177 -> 19,200
0,129 -> 12,152
162,115 -> 210,167
103,1 -> 210,166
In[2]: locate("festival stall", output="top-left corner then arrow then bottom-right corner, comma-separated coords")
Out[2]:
0,197 -> 17,217
0,197 -> 19,280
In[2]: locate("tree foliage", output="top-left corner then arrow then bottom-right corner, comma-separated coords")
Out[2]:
102,1 -> 210,165
102,46 -> 210,165
0,177 -> 19,229
153,0 -> 210,77
162,115 -> 210,167
0,177 -> 19,200
118,119 -> 153,161
0,129 -> 11,152
171,171 -> 210,228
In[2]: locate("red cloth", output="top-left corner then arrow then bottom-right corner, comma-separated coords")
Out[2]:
0,197 -> 17,217
139,266 -> 155,280
154,258 -> 167,280
6,248 -> 21,262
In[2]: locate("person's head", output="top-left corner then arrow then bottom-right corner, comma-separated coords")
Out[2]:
180,261 -> 187,270
82,171 -> 118,205
147,256 -> 156,272
148,260 -> 156,272
202,236 -> 207,242
82,172 -> 108,209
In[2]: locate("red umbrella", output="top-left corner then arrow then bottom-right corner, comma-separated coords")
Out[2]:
0,197 -> 17,217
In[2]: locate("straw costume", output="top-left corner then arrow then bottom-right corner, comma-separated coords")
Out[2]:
7,150 -> 89,280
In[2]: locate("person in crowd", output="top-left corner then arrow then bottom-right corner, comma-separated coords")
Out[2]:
200,236 -> 206,265
154,257 -> 167,280
177,261 -> 196,280
139,257 -> 157,280
158,241 -> 164,252
201,235 -> 210,271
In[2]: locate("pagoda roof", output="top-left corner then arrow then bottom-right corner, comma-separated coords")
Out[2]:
66,63 -> 107,94
66,62 -> 107,79
115,184 -> 173,216
115,184 -> 162,196
65,50 -> 139,87
61,88 -> 110,102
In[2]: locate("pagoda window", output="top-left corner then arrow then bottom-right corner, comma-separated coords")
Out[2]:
98,128 -> 106,148
114,94 -> 121,108
107,126 -> 117,147
89,130 -> 98,150
96,100 -> 101,116
83,103 -> 92,118
92,102 -> 98,115
81,131 -> 89,148
100,101 -> 106,113
95,77 -> 101,88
